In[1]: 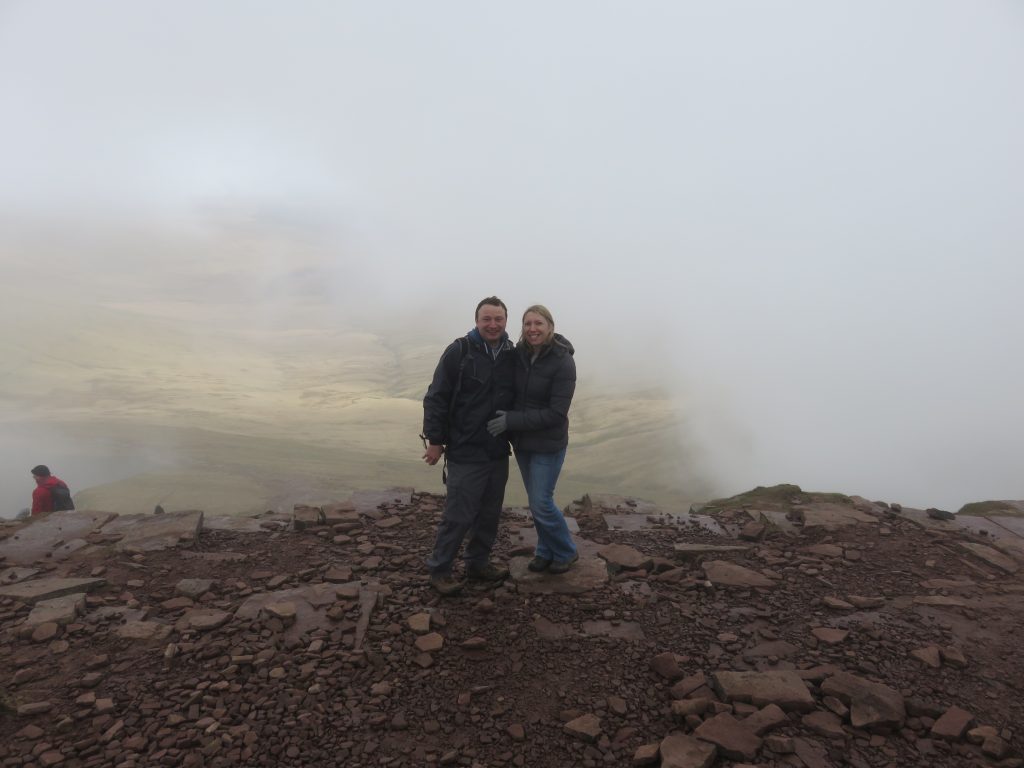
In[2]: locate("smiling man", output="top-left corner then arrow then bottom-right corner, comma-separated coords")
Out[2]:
421,296 -> 516,596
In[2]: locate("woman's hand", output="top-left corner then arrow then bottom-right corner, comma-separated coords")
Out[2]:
486,411 -> 508,436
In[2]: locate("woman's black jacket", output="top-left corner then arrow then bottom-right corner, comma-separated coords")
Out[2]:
505,334 -> 576,454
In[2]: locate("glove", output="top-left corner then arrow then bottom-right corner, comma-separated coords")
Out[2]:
486,411 -> 507,436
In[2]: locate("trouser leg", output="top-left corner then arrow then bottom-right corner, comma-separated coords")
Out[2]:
516,450 -> 551,559
426,461 -> 491,575
463,457 -> 509,567
518,448 -> 575,562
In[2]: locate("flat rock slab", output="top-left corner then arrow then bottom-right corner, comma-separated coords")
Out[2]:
52,538 -> 91,561
896,507 -> 961,532
175,578 -> 213,599
603,512 -> 684,531
407,612 -> 431,634
603,512 -> 726,535
564,713 -> 602,742
24,593 -> 86,627
181,551 -> 247,562
509,520 -> 581,552
803,710 -> 846,739
694,712 -> 762,761
597,543 -> 652,571
659,732 -> 717,768
801,544 -> 844,558
116,621 -> 173,641
702,561 -> 776,588
990,514 -> 1024,537
742,704 -> 788,735
236,581 -> 383,641
203,516 -> 268,533
103,510 -> 203,553
509,555 -> 608,594
713,670 -> 815,712
0,577 -> 106,604
820,671 -> 905,730
910,646 -> 942,668
847,595 -> 885,609
673,543 -> 750,559
322,501 -> 357,524
585,493 -> 662,515
178,609 -> 231,631
932,706 -> 974,740
958,542 -> 1019,574
792,737 -> 831,768
415,632 -> 444,653
0,567 -> 40,584
956,515 -> 1024,541
914,595 -> 967,608
811,627 -> 849,645
801,502 -> 877,530
919,578 -> 976,590
90,605 -> 146,623
0,512 -> 117,566
580,620 -> 646,641
743,640 -> 798,658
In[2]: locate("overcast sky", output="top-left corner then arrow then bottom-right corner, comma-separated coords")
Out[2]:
1,1 -> 1022,509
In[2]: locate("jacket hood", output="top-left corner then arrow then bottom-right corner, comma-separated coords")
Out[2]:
552,333 -> 574,355
518,332 -> 574,356
467,328 -> 512,349
39,476 -> 63,488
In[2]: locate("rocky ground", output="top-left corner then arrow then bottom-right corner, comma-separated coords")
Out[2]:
1,485 -> 1023,768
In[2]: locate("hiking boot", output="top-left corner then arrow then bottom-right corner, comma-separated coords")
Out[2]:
527,556 -> 552,573
547,553 -> 579,575
430,573 -> 464,596
466,562 -> 509,582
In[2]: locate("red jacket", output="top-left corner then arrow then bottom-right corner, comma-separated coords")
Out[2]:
32,476 -> 68,515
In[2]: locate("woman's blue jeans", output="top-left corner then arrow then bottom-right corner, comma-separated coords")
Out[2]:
515,448 -> 577,562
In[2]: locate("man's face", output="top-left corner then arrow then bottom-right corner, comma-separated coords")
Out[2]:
476,304 -> 507,344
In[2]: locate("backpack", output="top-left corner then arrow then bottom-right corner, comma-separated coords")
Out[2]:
446,337 -> 472,426
50,482 -> 75,512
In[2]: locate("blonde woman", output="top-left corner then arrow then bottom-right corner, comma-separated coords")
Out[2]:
487,305 -> 578,573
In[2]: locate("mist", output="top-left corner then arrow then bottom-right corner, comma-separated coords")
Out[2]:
1,2 -> 1022,516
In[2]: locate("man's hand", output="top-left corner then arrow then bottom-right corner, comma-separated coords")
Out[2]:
486,411 -> 507,436
423,444 -> 444,465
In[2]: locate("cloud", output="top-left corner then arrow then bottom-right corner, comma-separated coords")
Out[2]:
0,1 -> 1021,510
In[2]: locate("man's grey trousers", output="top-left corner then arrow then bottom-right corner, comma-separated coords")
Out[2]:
426,457 -> 509,575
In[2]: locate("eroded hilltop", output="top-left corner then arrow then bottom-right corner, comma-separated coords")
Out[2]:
1,486 -> 1022,768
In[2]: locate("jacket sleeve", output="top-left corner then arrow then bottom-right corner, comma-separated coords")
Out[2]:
504,354 -> 576,433
31,486 -> 50,514
422,342 -> 461,445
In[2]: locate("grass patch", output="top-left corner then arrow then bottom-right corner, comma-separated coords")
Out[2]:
958,500 -> 1023,517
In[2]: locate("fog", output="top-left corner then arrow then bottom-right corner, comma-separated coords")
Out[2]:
1,2 -> 1022,516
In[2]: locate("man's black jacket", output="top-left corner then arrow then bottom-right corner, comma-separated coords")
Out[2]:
422,330 -> 516,463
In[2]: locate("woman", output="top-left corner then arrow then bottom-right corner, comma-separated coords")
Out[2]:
487,305 -> 578,573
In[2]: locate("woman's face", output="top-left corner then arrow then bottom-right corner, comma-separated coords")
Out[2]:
522,312 -> 552,347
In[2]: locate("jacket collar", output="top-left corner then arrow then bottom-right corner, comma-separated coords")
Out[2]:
468,328 -> 513,353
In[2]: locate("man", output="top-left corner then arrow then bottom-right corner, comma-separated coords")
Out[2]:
30,465 -> 75,515
422,297 -> 516,596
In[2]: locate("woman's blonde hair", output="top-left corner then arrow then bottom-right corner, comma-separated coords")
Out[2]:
519,304 -> 555,346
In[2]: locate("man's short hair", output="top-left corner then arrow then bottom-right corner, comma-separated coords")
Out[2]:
475,296 -> 508,319
31,465 -> 51,477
